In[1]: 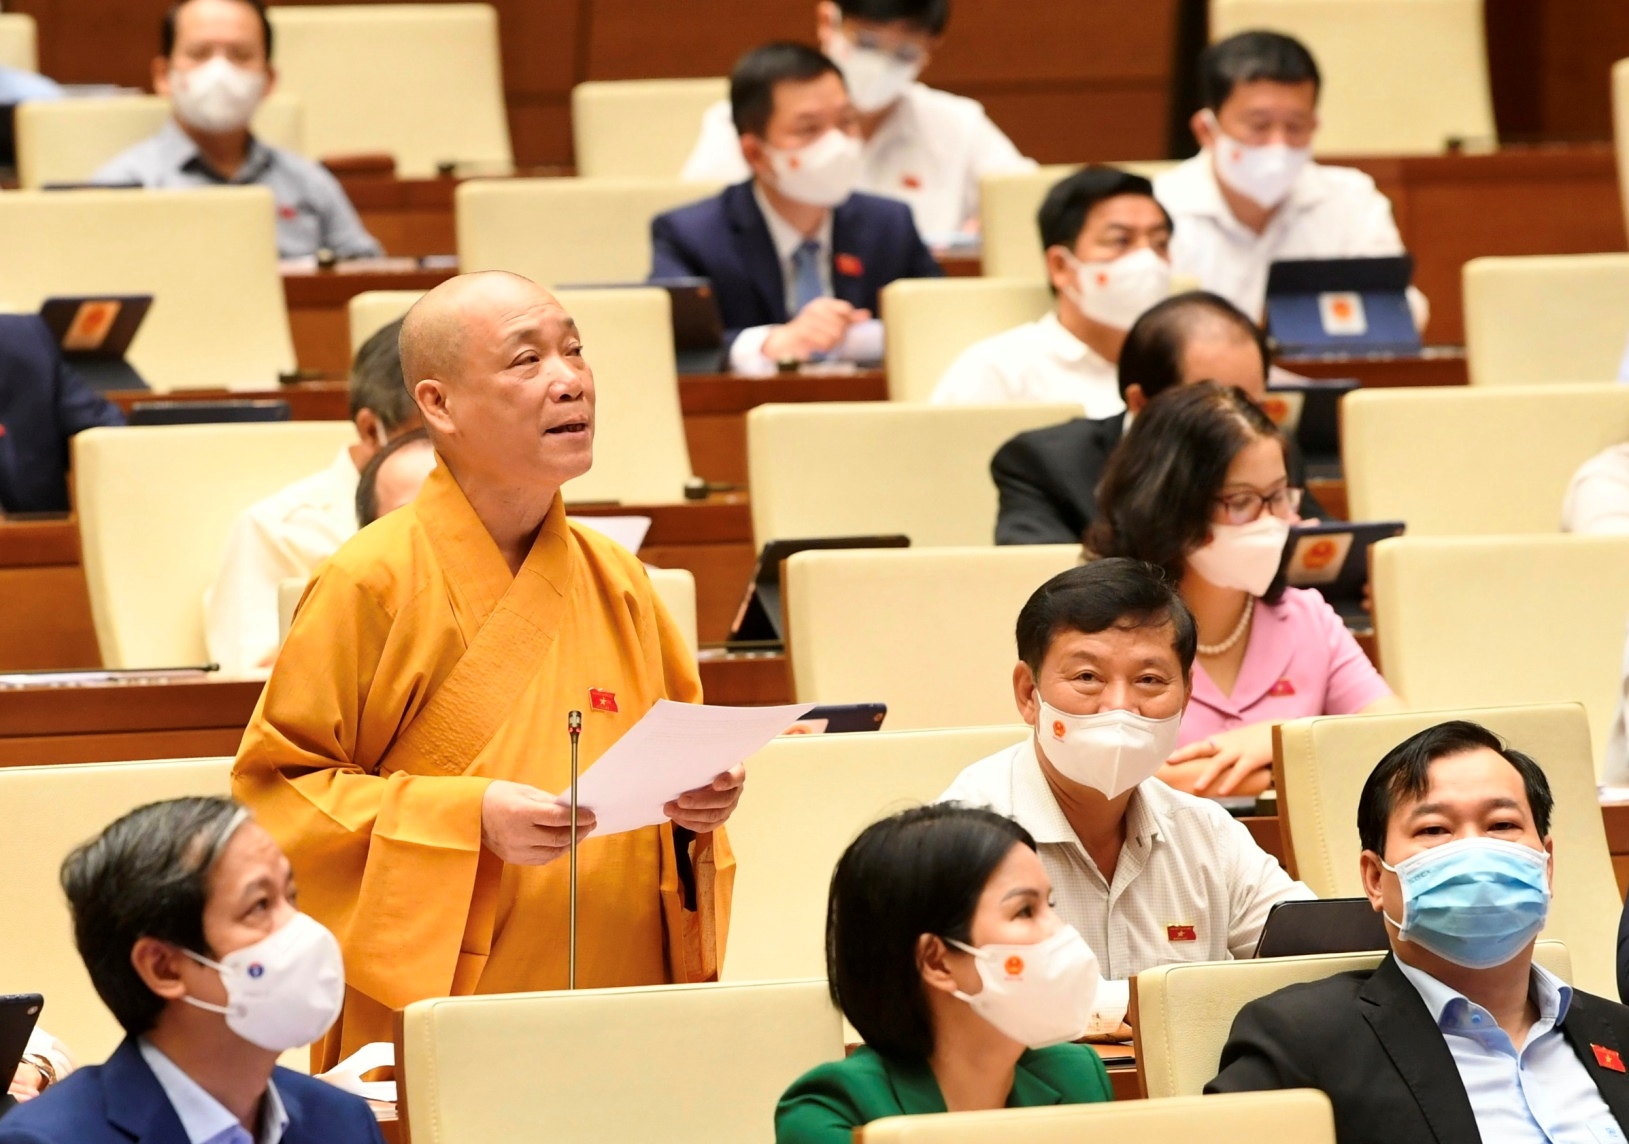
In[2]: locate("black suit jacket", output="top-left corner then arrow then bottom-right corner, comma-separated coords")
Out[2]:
0,314 -> 125,514
649,180 -> 943,349
1206,953 -> 1629,1144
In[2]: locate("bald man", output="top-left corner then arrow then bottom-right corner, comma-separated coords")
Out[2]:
232,273 -> 740,1069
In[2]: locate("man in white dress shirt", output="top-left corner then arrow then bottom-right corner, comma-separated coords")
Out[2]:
930,167 -> 1173,417
202,319 -> 420,675
680,0 -> 1033,241
938,558 -> 1312,1036
1154,31 -> 1424,326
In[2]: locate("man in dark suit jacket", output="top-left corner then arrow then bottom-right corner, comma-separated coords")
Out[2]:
1206,720 -> 1629,1144
0,314 -> 125,514
650,41 -> 941,370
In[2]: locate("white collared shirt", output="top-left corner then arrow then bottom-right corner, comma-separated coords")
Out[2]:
681,84 -> 1034,240
1395,960 -> 1623,1144
138,1038 -> 290,1144
939,740 -> 1313,1028
1154,152 -> 1422,324
203,445 -> 360,676
929,311 -> 1126,418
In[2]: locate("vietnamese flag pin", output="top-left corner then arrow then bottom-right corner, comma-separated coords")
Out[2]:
589,689 -> 618,713
1594,1044 -> 1626,1073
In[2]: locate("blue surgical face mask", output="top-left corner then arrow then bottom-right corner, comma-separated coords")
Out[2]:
1381,836 -> 1550,969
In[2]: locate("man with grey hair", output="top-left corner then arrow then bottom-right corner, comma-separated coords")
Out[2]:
203,318 -> 422,674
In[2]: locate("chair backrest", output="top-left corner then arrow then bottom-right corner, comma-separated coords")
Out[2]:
0,758 -> 234,1061
785,546 -> 1080,730
979,162 -> 1177,281
400,979 -> 843,1144
276,575 -> 306,645
1616,60 -> 1629,243
644,566 -> 698,658
723,726 -> 1031,982
1135,940 -> 1571,1098
746,402 -> 1079,549
265,3 -> 511,176
860,1091 -> 1338,1143
1277,701 -> 1616,995
1342,384 -> 1629,535
1209,0 -> 1495,155
0,187 -> 294,392
881,278 -> 1054,402
347,289 -> 422,354
1463,255 -> 1629,385
74,422 -> 357,668
457,177 -> 724,287
15,94 -> 303,190
571,78 -> 729,178
0,13 -> 38,71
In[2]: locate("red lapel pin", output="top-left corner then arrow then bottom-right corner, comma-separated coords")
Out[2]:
1167,924 -> 1197,943
1594,1044 -> 1626,1073
589,689 -> 618,714
1269,678 -> 1297,697
835,253 -> 864,277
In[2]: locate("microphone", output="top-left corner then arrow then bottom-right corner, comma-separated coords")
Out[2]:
567,710 -> 582,990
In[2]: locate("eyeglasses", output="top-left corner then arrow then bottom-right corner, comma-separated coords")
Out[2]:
847,28 -> 928,65
1214,486 -> 1302,525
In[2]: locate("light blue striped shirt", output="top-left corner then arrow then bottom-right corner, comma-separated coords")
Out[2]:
137,1039 -> 289,1144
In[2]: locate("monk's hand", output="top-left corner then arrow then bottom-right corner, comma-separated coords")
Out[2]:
480,780 -> 596,866
664,764 -> 746,833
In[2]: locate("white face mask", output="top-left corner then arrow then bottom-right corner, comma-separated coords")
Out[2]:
946,926 -> 1101,1048
1187,514 -> 1291,596
1035,699 -> 1183,798
1062,246 -> 1173,331
1204,112 -> 1311,210
766,128 -> 864,208
824,32 -> 921,114
169,55 -> 266,135
181,912 -> 346,1052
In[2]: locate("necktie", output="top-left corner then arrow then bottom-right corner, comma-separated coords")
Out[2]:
790,238 -> 825,317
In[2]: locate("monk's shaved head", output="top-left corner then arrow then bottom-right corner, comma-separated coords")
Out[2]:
399,271 -> 548,396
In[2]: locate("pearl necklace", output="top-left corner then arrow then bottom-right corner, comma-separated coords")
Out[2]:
1197,596 -> 1255,657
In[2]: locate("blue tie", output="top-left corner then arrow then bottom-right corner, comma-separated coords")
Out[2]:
790,238 -> 825,317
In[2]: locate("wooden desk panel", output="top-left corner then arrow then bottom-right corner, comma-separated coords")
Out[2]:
0,678 -> 262,767
1280,348 -> 1468,389
284,267 -> 457,375
0,520 -> 99,671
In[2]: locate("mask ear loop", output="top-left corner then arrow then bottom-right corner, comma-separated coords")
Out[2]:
171,806 -> 252,1017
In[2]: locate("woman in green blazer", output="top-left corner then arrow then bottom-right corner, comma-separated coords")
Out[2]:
775,805 -> 1112,1144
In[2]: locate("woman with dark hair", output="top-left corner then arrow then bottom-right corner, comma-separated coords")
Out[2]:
775,805 -> 1111,1143
1088,382 -> 1399,798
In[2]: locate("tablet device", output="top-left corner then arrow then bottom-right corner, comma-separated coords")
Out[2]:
1262,378 -> 1359,478
781,703 -> 887,734
1278,520 -> 1405,627
0,993 -> 45,1121
128,400 -> 294,426
1266,255 -> 1421,357
728,535 -> 910,648
38,295 -> 154,391
1253,898 -> 1389,959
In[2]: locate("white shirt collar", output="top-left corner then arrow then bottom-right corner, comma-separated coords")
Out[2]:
751,180 -> 834,262
138,1038 -> 290,1144
1008,739 -> 1167,848
1034,310 -> 1109,368
1395,958 -> 1573,1030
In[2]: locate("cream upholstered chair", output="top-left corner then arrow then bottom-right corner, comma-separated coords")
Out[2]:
266,4 -> 510,176
347,289 -> 422,354
0,13 -> 38,70
15,94 -> 304,189
0,759 -> 233,1062
457,177 -> 723,286
74,422 -> 356,668
1275,702 -> 1616,996
860,1091 -> 1337,1143
747,402 -> 1079,548
276,576 -> 308,645
571,78 -> 729,178
1342,384 -> 1629,535
645,566 -> 698,658
0,187 -> 294,392
1616,60 -> 1629,241
399,979 -> 842,1144
1134,941 -> 1571,1097
1463,255 -> 1629,386
1210,0 -> 1495,156
784,546 -> 1080,730
881,278 -> 1053,402
723,726 -> 1031,982
979,162 -> 1177,281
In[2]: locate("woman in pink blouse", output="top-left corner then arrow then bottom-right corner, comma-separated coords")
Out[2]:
1087,383 -> 1401,798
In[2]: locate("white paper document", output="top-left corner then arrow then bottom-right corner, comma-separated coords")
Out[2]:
573,515 -> 653,554
561,699 -> 814,837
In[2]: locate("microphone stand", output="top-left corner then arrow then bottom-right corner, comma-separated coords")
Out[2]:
567,710 -> 582,991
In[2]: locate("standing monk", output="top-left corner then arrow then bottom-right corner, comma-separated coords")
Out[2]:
232,272 -> 742,1069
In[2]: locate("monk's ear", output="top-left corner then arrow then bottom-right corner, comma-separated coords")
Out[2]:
413,378 -> 455,435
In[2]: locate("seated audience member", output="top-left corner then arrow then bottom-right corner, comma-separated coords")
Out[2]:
776,804 -> 1111,1143
0,796 -> 382,1144
94,0 -> 383,261
1089,383 -> 1399,797
7,1032 -> 73,1105
938,558 -> 1312,1036
0,314 -> 126,516
651,43 -> 943,373
354,428 -> 435,528
930,167 -> 1172,417
204,319 -> 419,675
1209,720 -> 1629,1143
681,0 -> 1033,240
990,291 -> 1323,544
1563,442 -> 1629,534
1154,31 -> 1424,326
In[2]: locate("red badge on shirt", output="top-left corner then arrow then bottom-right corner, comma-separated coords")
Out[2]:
1594,1044 -> 1626,1072
901,174 -> 922,190
277,204 -> 298,220
835,253 -> 865,277
1269,678 -> 1297,697
1167,924 -> 1198,943
589,689 -> 618,713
